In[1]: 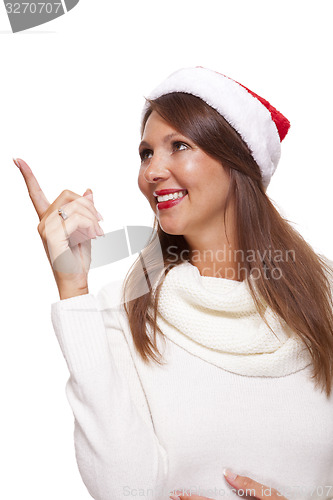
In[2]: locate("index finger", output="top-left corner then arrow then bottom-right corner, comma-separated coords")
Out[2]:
223,470 -> 287,499
14,158 -> 50,221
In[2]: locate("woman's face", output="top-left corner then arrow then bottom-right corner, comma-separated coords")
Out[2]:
138,110 -> 233,241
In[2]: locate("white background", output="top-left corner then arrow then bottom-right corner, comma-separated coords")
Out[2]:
1,1 -> 332,498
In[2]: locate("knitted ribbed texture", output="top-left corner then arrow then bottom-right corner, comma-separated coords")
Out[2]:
154,262 -> 312,377
51,293 -> 112,373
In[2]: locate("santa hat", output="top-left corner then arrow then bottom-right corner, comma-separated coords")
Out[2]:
141,66 -> 290,189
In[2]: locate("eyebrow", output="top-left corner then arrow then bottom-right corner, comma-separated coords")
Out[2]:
138,133 -> 180,151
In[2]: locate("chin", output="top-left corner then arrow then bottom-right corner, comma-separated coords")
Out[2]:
158,222 -> 185,236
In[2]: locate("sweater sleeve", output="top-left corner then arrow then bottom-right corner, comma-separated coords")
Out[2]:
51,289 -> 168,500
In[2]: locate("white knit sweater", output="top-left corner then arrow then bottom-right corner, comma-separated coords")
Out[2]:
51,261 -> 333,500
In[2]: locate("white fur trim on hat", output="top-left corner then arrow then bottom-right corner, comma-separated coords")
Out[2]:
141,66 -> 287,189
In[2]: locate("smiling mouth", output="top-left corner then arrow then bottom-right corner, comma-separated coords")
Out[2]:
154,189 -> 188,204
155,191 -> 188,210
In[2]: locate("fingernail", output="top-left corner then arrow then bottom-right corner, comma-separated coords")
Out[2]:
13,158 -> 31,172
13,158 -> 21,169
96,226 -> 105,236
169,496 -> 180,500
223,468 -> 238,480
96,211 -> 104,221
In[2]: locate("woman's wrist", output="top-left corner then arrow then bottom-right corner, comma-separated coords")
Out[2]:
58,283 -> 89,300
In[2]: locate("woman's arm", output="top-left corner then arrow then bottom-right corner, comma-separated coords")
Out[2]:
51,291 -> 168,500
14,157 -> 168,498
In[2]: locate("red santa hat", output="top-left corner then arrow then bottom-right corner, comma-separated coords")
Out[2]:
141,66 -> 290,189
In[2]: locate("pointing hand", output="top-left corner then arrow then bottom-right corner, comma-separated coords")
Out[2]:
14,158 -> 104,298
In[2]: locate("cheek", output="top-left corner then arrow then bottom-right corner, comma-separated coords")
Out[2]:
137,172 -> 146,195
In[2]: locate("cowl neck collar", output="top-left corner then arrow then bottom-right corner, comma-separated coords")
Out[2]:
154,262 -> 312,377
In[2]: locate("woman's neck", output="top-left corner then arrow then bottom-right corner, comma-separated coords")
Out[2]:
188,245 -> 245,281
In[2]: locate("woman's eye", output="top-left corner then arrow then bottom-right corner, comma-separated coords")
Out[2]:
140,150 -> 152,162
173,141 -> 188,151
139,142 -> 189,162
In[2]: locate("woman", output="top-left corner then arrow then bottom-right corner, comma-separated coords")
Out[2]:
15,66 -> 333,500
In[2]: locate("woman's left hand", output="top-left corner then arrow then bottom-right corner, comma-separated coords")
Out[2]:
169,468 -> 288,499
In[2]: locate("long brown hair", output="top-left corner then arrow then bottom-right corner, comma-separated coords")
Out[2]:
121,92 -> 333,397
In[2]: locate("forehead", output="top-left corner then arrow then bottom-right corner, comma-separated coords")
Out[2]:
142,111 -> 176,137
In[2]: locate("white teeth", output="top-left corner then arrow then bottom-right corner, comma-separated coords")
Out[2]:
157,190 -> 187,202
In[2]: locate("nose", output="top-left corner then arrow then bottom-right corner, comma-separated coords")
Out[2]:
143,153 -> 171,183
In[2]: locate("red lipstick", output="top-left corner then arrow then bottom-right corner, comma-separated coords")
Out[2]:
154,188 -> 187,196
156,192 -> 188,210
